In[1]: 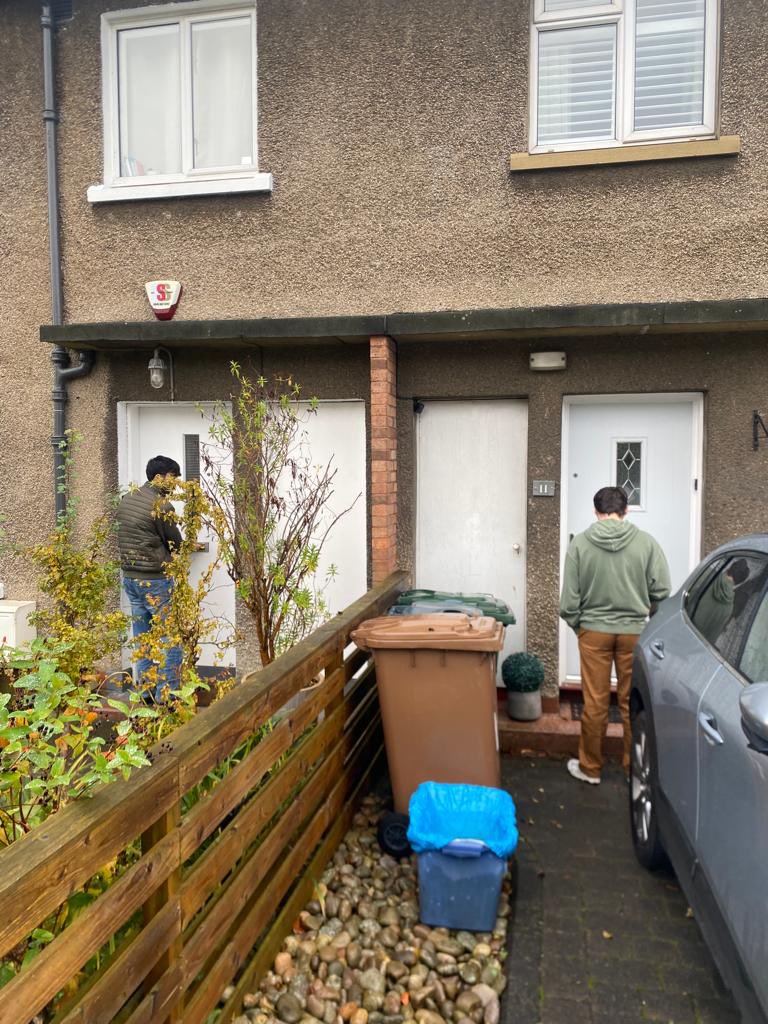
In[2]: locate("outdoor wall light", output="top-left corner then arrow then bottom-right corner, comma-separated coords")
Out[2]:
529,351 -> 566,372
148,347 -> 175,400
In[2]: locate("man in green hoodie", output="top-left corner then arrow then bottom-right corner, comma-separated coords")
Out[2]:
560,486 -> 671,785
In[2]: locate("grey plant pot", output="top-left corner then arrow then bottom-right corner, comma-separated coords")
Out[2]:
507,688 -> 542,722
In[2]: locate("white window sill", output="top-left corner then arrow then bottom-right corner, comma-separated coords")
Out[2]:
87,172 -> 273,204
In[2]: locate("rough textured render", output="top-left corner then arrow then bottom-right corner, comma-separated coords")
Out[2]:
0,3 -> 56,596
397,333 -> 768,695
52,0 -> 768,326
2,0 -> 768,645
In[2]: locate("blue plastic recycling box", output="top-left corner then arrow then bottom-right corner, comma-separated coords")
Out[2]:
407,782 -> 518,932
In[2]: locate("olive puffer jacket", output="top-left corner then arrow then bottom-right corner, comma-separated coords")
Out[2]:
116,482 -> 183,579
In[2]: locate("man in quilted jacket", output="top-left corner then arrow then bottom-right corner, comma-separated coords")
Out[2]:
116,455 -> 183,701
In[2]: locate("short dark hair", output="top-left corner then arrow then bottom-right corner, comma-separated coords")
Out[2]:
146,455 -> 181,481
593,486 -> 628,515
728,558 -> 750,586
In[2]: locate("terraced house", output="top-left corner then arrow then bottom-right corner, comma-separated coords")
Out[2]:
1,0 -> 767,700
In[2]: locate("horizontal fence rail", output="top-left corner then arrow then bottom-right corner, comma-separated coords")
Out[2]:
0,572 -> 407,1024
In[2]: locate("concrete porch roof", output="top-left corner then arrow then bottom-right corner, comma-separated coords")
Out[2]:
39,296 -> 768,351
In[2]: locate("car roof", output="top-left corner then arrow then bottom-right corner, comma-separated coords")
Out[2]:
707,534 -> 768,559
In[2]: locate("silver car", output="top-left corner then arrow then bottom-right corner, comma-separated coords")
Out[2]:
630,535 -> 768,1024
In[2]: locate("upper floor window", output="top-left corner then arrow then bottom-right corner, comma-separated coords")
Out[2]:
529,0 -> 720,154
88,0 -> 272,203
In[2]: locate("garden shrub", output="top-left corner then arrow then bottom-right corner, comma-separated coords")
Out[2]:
501,651 -> 545,693
201,366 -> 356,665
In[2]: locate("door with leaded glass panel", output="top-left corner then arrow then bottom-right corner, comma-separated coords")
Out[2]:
560,395 -> 703,684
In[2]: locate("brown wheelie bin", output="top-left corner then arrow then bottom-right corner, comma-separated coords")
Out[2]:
351,613 -> 504,814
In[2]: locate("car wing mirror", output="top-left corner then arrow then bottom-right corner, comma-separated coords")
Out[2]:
739,683 -> 768,755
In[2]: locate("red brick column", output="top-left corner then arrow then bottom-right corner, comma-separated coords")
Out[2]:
370,335 -> 398,583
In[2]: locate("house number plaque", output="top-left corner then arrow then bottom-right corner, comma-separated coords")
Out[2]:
533,480 -> 556,497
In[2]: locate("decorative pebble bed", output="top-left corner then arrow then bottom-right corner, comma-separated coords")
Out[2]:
220,793 -> 512,1024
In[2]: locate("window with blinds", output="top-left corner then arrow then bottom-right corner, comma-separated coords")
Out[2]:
537,25 -> 617,145
634,0 -> 706,132
531,0 -> 718,152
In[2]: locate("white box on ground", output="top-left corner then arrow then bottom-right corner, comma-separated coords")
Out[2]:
0,601 -> 36,649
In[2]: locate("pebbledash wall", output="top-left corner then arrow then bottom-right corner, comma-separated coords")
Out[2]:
0,1 -> 60,589
396,332 -> 768,692
2,0 -> 768,691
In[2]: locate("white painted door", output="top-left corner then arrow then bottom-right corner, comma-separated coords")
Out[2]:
416,400 -> 528,680
119,401 -> 367,669
292,401 -> 368,616
119,403 -> 236,669
561,395 -> 702,682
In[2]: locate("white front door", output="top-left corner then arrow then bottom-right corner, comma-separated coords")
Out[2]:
561,395 -> 703,683
291,401 -> 368,615
118,401 -> 368,670
415,400 -> 528,680
119,402 -> 236,669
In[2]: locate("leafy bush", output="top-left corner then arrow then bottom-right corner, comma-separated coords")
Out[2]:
27,514 -> 128,682
0,640 -> 152,846
25,433 -> 128,680
501,651 -> 545,693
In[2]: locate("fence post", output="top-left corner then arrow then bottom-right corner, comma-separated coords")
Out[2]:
141,797 -> 183,1023
326,647 -> 345,714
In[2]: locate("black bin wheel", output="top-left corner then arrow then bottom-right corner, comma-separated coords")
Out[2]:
377,811 -> 411,858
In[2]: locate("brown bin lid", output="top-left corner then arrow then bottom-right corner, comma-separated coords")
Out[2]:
351,613 -> 505,652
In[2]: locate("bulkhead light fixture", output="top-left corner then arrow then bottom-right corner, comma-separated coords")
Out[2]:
529,351 -> 566,372
148,347 -> 175,400
148,350 -> 165,389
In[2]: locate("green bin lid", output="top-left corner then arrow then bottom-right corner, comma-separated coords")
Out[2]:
395,589 -> 513,621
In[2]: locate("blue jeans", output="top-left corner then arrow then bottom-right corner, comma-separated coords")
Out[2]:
123,576 -> 182,700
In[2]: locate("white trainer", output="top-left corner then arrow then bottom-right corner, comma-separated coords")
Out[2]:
567,758 -> 600,785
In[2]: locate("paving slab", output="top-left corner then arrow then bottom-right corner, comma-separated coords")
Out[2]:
500,755 -> 741,1024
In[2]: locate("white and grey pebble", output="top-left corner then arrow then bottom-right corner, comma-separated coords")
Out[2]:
218,796 -> 511,1021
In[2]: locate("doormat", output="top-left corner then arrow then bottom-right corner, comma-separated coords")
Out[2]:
571,701 -> 623,724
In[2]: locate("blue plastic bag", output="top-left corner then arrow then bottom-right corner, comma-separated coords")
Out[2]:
407,782 -> 518,859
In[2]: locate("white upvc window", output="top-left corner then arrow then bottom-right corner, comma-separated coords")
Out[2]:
529,0 -> 720,154
88,0 -> 272,203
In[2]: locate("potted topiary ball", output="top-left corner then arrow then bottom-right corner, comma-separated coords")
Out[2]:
502,652 -> 544,721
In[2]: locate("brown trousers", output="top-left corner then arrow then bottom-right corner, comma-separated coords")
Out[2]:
577,629 -> 639,778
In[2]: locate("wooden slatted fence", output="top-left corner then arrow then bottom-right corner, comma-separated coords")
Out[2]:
0,572 -> 407,1024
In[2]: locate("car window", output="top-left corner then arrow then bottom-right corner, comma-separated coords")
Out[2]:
688,555 -> 768,669
739,590 -> 768,683
684,558 -> 727,618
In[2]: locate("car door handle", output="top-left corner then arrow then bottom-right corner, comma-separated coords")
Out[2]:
650,639 -> 665,659
699,711 -> 724,746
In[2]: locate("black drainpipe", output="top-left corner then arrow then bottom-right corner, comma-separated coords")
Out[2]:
42,1 -> 96,520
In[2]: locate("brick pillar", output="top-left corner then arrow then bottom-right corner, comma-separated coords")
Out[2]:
370,335 -> 398,584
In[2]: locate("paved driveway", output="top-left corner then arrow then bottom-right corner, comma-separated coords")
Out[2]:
501,756 -> 741,1024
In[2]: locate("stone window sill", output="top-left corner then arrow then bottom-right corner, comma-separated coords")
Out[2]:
509,136 -> 741,173
87,172 -> 274,204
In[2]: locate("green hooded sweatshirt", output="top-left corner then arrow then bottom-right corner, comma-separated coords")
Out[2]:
559,519 -> 671,635
691,570 -> 734,645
